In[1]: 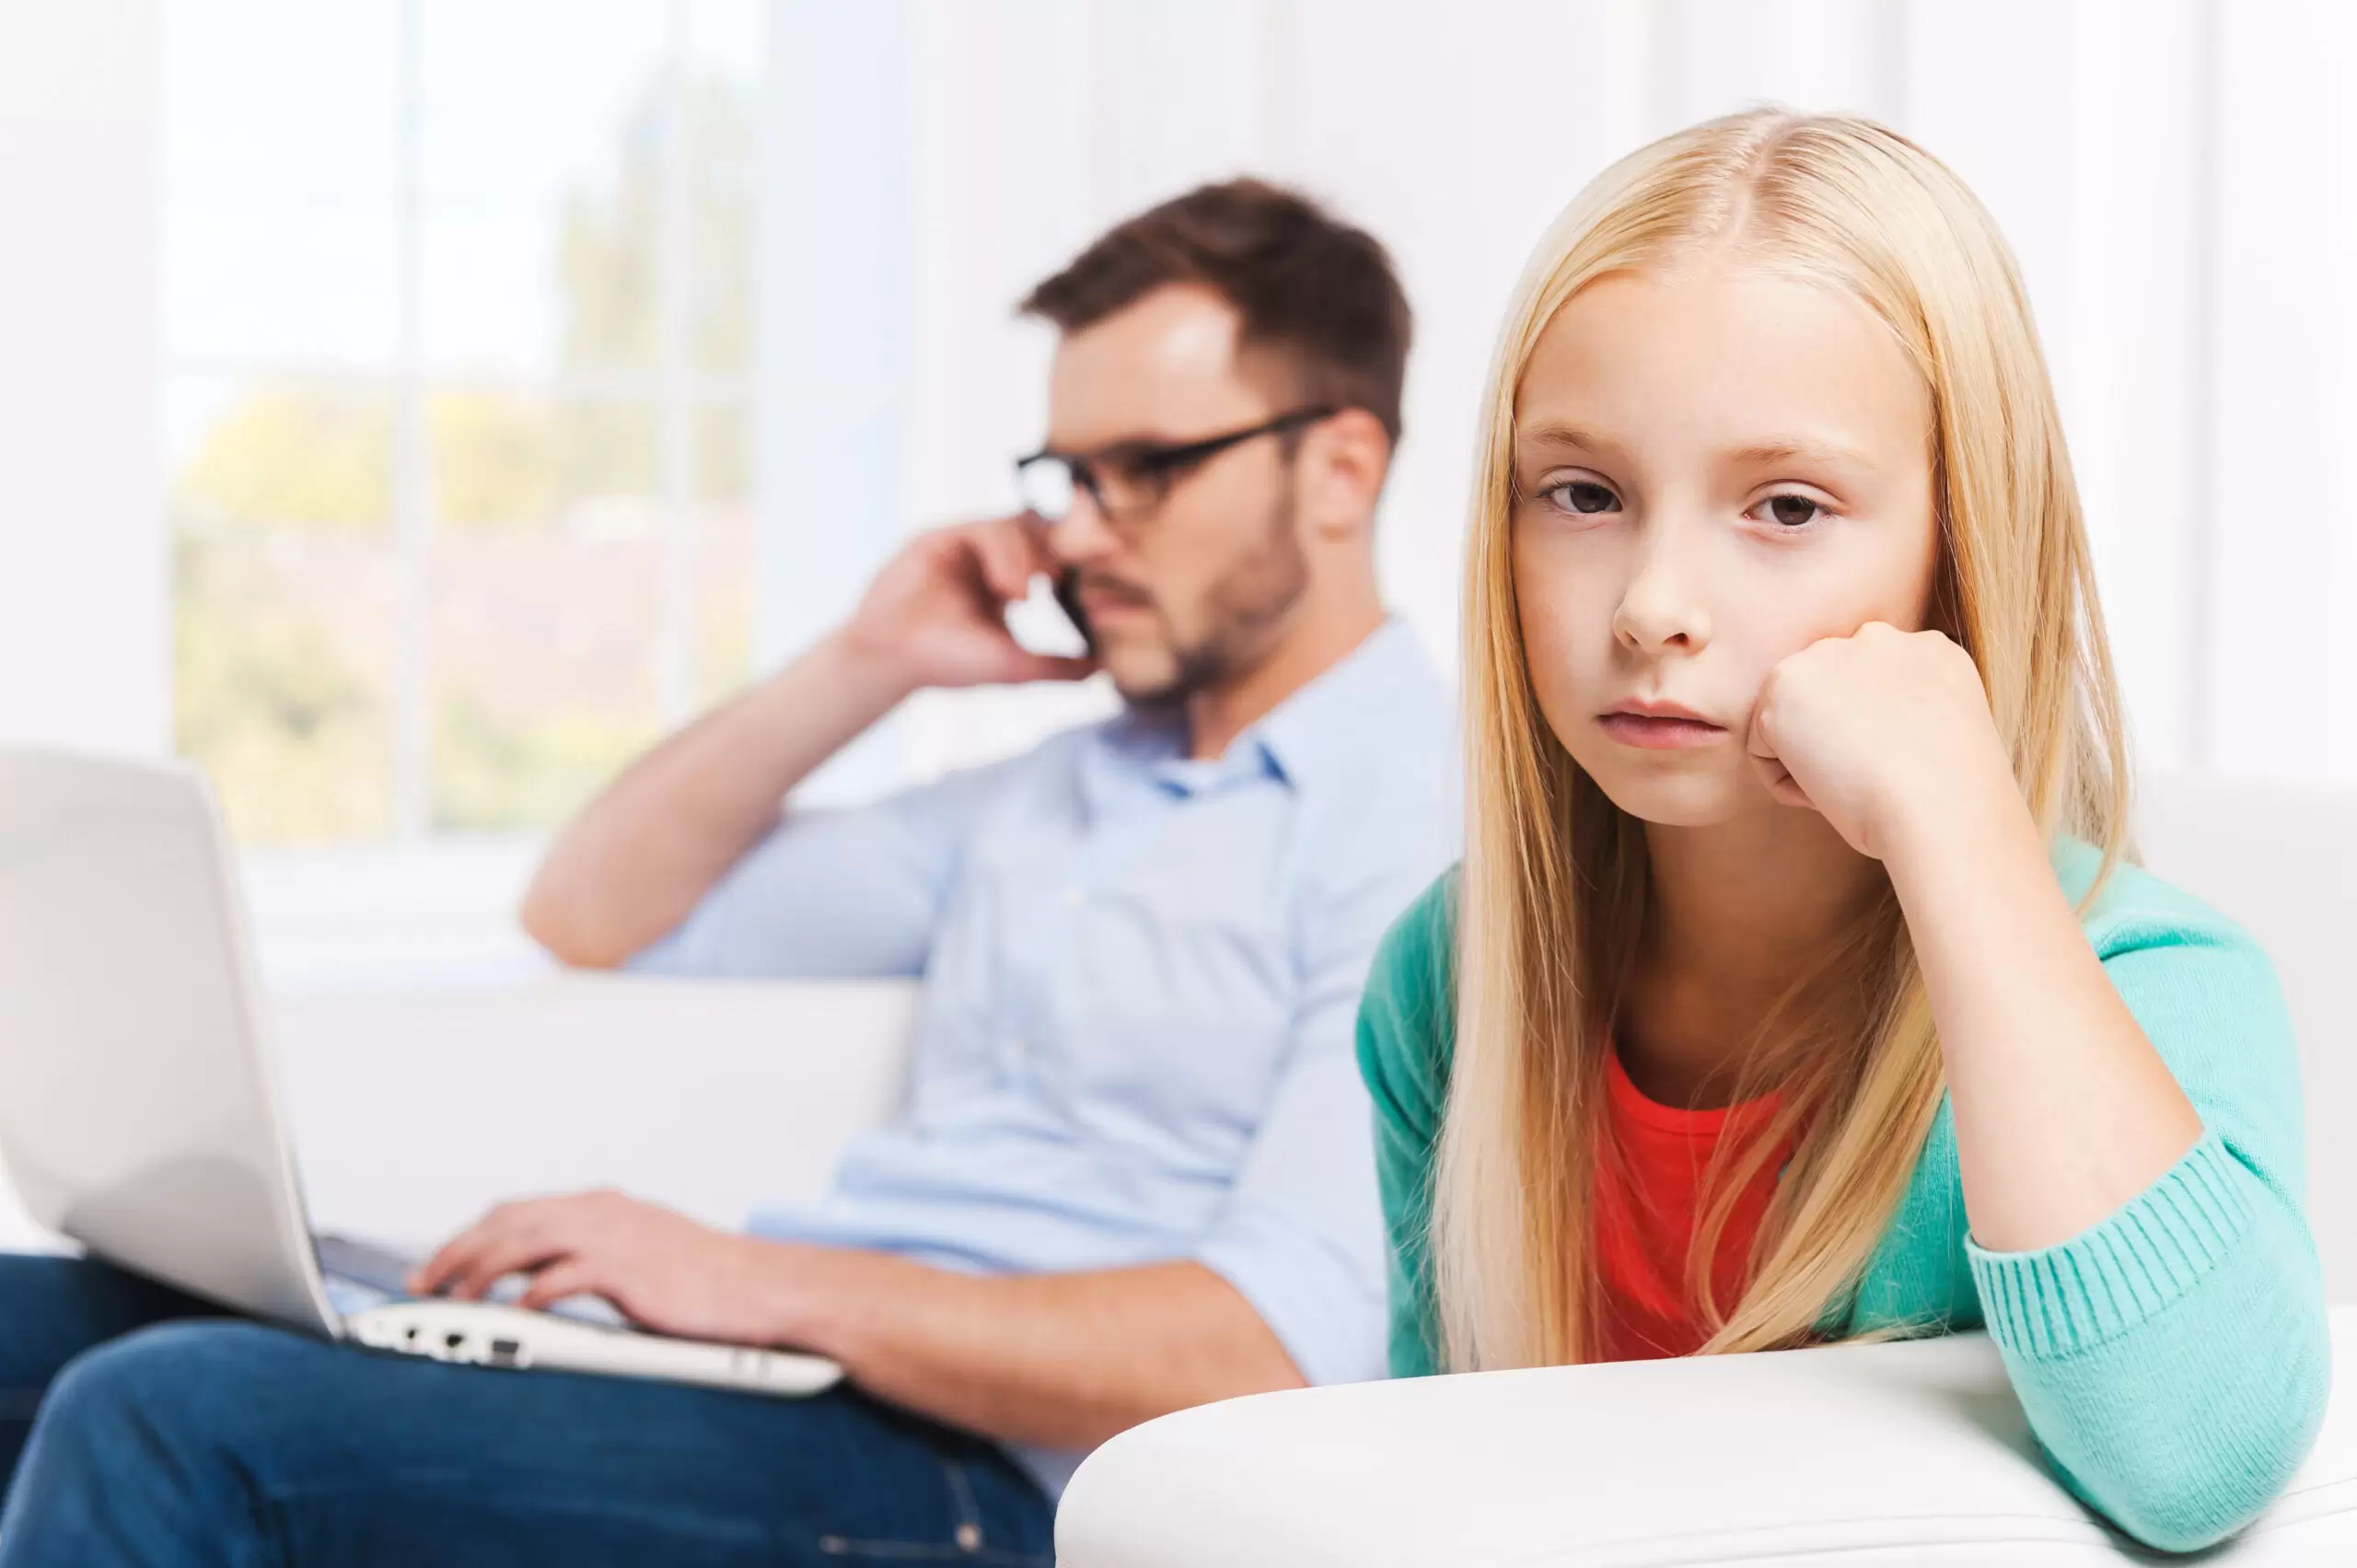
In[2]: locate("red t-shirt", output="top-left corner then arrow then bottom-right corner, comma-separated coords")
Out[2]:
1593,1047 -> 1787,1362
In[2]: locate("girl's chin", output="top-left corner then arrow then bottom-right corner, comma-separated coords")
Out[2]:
1574,757 -> 1755,828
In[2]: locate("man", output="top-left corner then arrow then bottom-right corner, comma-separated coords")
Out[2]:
0,180 -> 1456,1564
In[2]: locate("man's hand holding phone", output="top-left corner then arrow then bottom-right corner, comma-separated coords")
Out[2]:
839,514 -> 1098,696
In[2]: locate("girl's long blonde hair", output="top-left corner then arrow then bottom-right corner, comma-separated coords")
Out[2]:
1434,109 -> 2132,1371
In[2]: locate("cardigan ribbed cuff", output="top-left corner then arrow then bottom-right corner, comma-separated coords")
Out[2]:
1966,1130 -> 2257,1362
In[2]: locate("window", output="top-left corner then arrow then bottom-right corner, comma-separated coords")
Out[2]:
166,0 -> 762,854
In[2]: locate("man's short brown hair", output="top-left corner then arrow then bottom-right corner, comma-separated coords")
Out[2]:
1019,179 -> 1411,446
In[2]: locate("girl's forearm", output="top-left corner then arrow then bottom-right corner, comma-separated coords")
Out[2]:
1881,789 -> 2202,1253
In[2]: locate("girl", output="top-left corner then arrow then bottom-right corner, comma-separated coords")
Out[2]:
1358,109 -> 2328,1554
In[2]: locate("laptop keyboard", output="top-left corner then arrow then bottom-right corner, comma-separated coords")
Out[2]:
313,1230 -> 628,1328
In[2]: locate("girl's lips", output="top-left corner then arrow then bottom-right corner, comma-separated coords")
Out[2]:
1597,713 -> 1728,749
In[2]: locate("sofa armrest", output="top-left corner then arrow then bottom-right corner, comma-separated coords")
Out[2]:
250,972 -> 913,1252
1058,1308 -> 2357,1566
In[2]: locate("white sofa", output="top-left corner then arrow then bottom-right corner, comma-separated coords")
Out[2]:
0,779 -> 2346,1562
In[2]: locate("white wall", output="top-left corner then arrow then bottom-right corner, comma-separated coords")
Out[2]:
761,0 -> 2357,789
0,0 -> 164,753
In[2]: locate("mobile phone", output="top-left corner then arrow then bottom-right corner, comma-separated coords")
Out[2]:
1052,568 -> 1097,656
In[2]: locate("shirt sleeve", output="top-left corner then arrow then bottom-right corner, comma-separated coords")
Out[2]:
1964,907 -> 2330,1553
1192,847 -> 1455,1390
627,752 -> 1027,980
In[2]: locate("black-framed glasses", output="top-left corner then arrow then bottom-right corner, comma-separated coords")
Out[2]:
1014,406 -> 1336,530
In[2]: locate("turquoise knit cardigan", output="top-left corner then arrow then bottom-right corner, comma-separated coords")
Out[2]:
1354,841 -> 2329,1553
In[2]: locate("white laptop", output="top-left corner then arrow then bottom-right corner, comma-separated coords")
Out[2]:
0,746 -> 842,1398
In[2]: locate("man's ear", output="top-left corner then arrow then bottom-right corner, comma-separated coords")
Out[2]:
1304,407 -> 1392,540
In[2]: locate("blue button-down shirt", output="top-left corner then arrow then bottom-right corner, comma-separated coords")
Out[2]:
632,619 -> 1457,1485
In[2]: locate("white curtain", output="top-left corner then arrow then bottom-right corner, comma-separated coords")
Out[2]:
761,0 -> 2357,792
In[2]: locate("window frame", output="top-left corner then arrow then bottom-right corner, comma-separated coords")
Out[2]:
160,0 -> 762,984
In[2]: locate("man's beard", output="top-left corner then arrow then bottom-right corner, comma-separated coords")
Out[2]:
1117,490 -> 1309,711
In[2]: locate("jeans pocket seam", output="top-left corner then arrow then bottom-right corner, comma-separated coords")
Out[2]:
814,1538 -> 1047,1565
943,1458 -> 981,1533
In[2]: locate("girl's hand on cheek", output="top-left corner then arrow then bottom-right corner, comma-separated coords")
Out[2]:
1746,621 -> 2023,863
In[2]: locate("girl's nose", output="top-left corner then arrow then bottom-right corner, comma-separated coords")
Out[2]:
1611,522 -> 1713,654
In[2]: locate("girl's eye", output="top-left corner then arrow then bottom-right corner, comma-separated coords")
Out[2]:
1543,481 -> 1620,516
1758,494 -> 1824,528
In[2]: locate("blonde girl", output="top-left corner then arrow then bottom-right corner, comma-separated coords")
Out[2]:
1357,109 -> 2327,1553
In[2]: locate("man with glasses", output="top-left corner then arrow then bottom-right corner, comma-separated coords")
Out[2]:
0,180 -> 1453,1566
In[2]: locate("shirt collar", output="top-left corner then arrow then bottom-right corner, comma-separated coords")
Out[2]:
1244,618 -> 1437,795
1081,617 -> 1442,806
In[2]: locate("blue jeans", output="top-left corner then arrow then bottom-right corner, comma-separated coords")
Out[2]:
0,1255 -> 1052,1566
